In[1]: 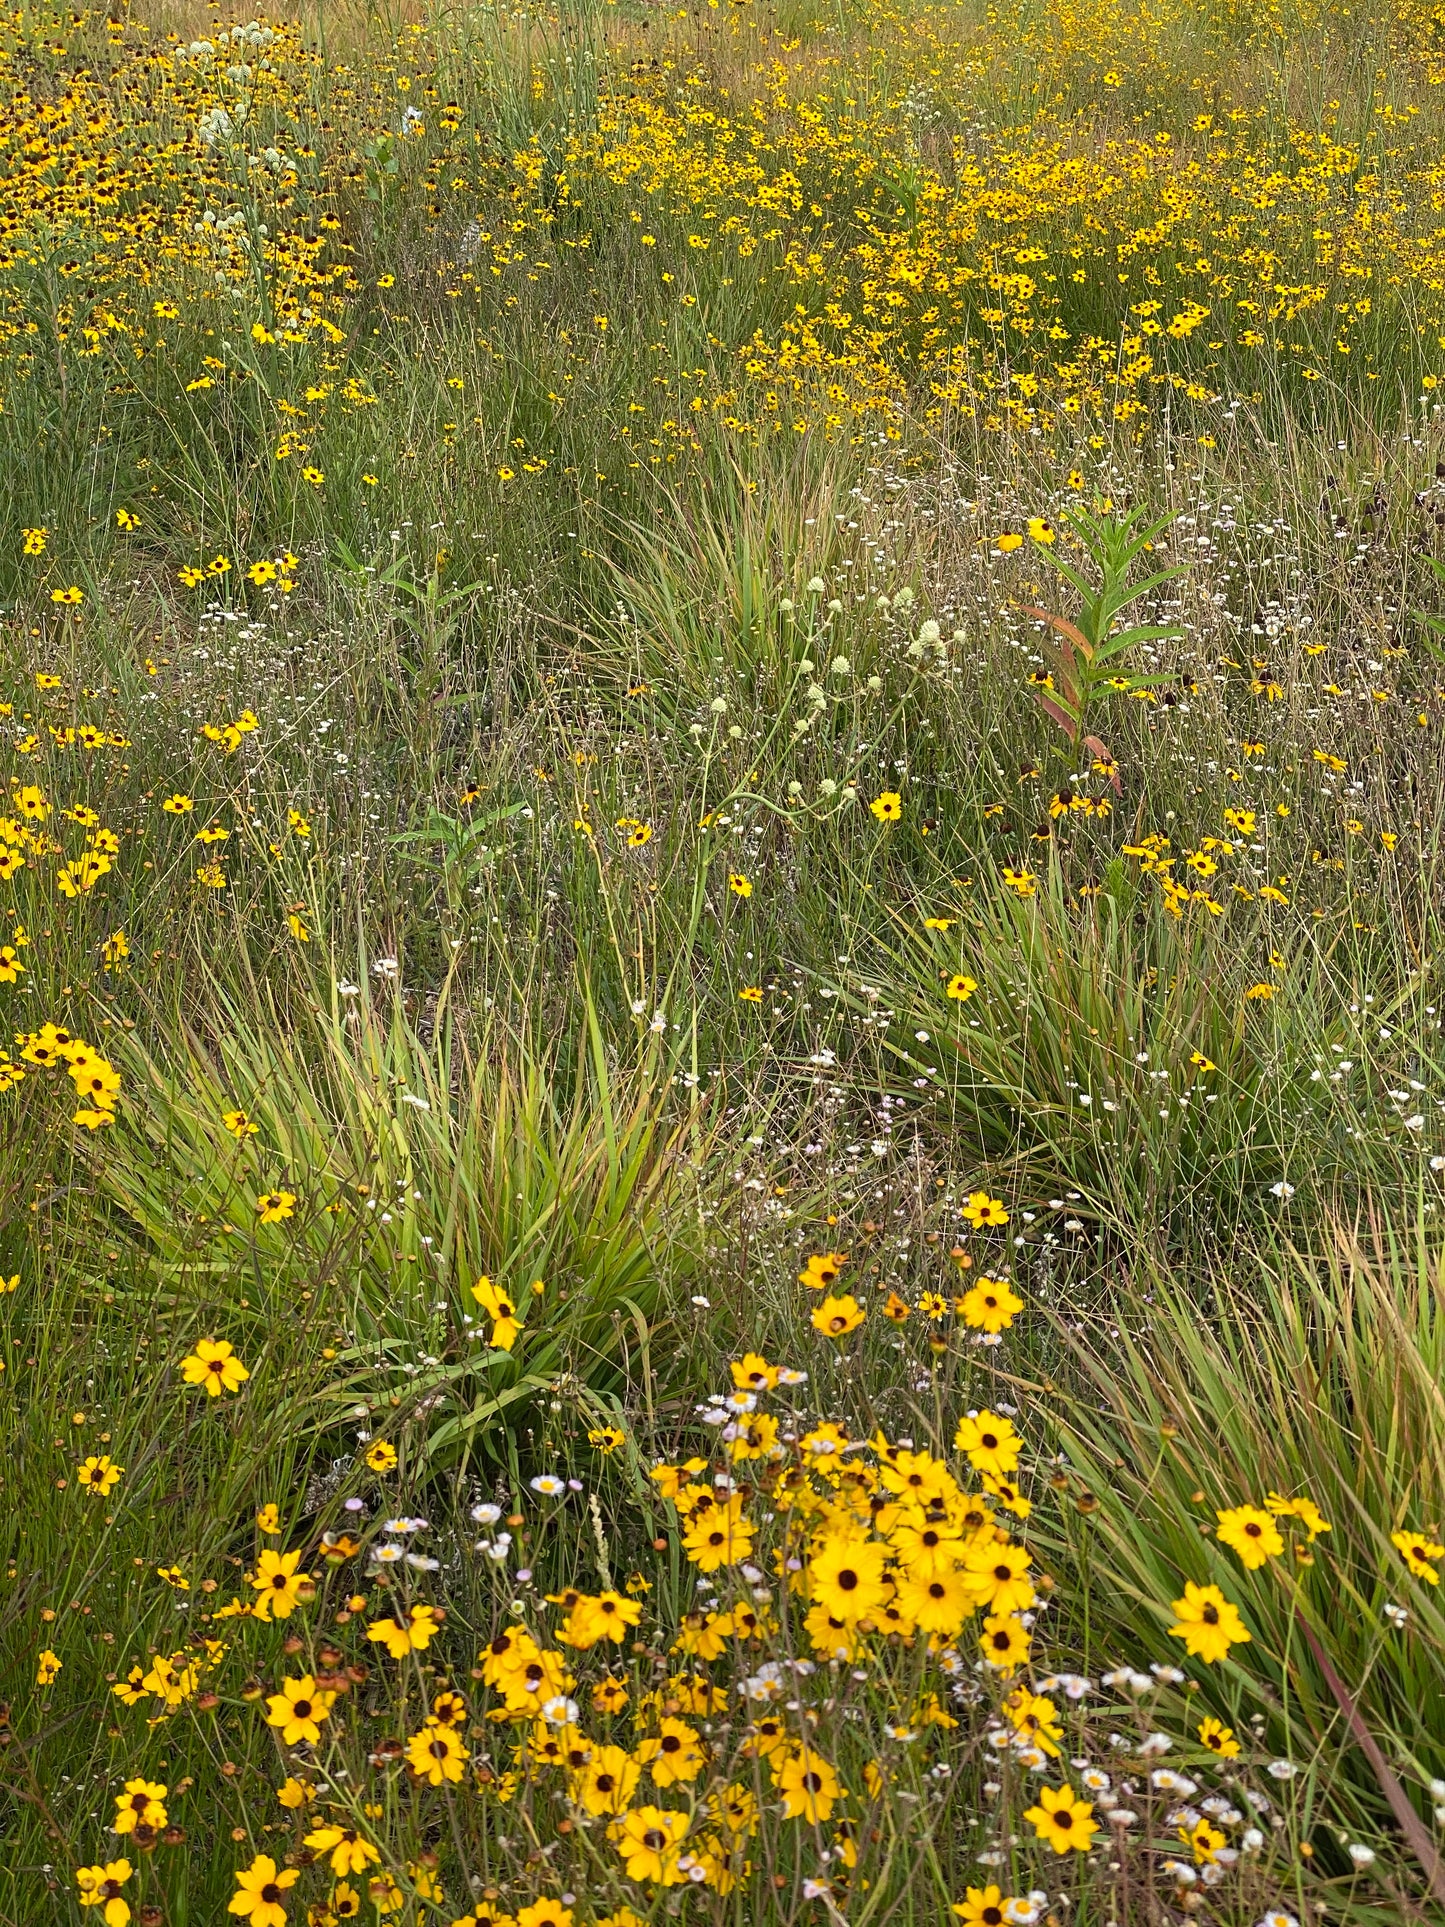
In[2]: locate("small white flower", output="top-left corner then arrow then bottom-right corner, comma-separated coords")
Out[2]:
371,1542 -> 405,1564
805,575 -> 826,594
1346,1844 -> 1376,1867
1384,1601 -> 1409,1627
1270,1179 -> 1295,1200
470,1502 -> 502,1525
405,1551 -> 440,1571
336,978 -> 360,997
1255,1912 -> 1301,1927
371,956 -> 399,980
530,1473 -> 565,1497
1266,1758 -> 1298,1780
541,1694 -> 580,1726
399,1091 -> 430,1111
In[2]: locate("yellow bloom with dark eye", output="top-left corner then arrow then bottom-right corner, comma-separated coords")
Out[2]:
472,1276 -> 522,1350
302,1825 -> 381,1877
588,1424 -> 624,1454
265,1673 -> 334,1745
962,1190 -> 1008,1229
808,1536 -> 891,1624
51,585 -> 84,605
636,1715 -> 706,1786
811,1293 -> 864,1338
78,1454 -> 123,1496
799,1250 -> 847,1290
0,945 -> 24,982
979,1612 -> 1030,1674
255,1189 -> 296,1223
229,1853 -> 298,1927
405,1717 -> 467,1784
953,1886 -> 1020,1927
22,527 -> 48,555
1197,1715 -> 1240,1757
1168,1581 -> 1250,1663
113,1778 -> 168,1834
1392,1529 -> 1445,1583
609,1804 -> 689,1884
870,790 -> 902,822
957,1277 -> 1023,1332
223,1109 -> 259,1138
775,1747 -> 841,1821
365,1439 -> 398,1472
727,872 -> 752,897
1024,1783 -> 1096,1853
946,972 -> 977,1001
1027,516 -> 1055,544
1266,1492 -> 1331,1540
996,532 -> 1023,552
368,1602 -> 443,1656
251,1548 -> 311,1619
76,1858 -> 133,1925
181,1337 -> 250,1397
37,1647 -> 61,1685
1215,1503 -> 1283,1570
162,793 -> 194,814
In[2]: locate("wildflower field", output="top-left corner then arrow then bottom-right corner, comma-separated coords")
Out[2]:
9,0 -> 1445,1919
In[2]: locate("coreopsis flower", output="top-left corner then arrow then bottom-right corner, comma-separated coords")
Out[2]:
1266,1493 -> 1331,1541
255,1189 -> 296,1223
1024,1783 -> 1097,1853
472,1276 -> 522,1350
364,1440 -> 398,1472
76,1859 -> 133,1926
870,790 -> 902,822
957,1277 -> 1024,1333
610,1805 -> 689,1884
405,1717 -> 468,1784
37,1648 -> 61,1685
946,972 -> 978,1001
558,1590 -> 642,1647
681,1496 -> 754,1572
515,1901 -> 572,1927
954,1410 -> 1022,1476
1392,1529 -> 1444,1583
303,1825 -> 381,1877
574,1742 -> 641,1814
1197,1716 -> 1240,1757
78,1454 -> 123,1497
1215,1503 -> 1283,1569
727,872 -> 752,897
265,1674 -> 334,1745
961,1540 -> 1035,1614
635,1717 -> 706,1786
180,1337 -> 250,1396
962,1191 -> 1009,1229
251,1548 -> 311,1620
229,1854 -> 298,1926
979,1613 -> 1031,1674
952,1888 -> 1020,1927
368,1602 -> 443,1657
811,1293 -> 864,1338
1168,1582 -> 1251,1663
113,1778 -> 168,1833
798,1251 -> 847,1290
775,1747 -> 841,1821
809,1537 -> 891,1623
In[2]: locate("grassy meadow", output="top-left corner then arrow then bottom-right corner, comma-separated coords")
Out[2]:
6,0 -> 1445,1920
